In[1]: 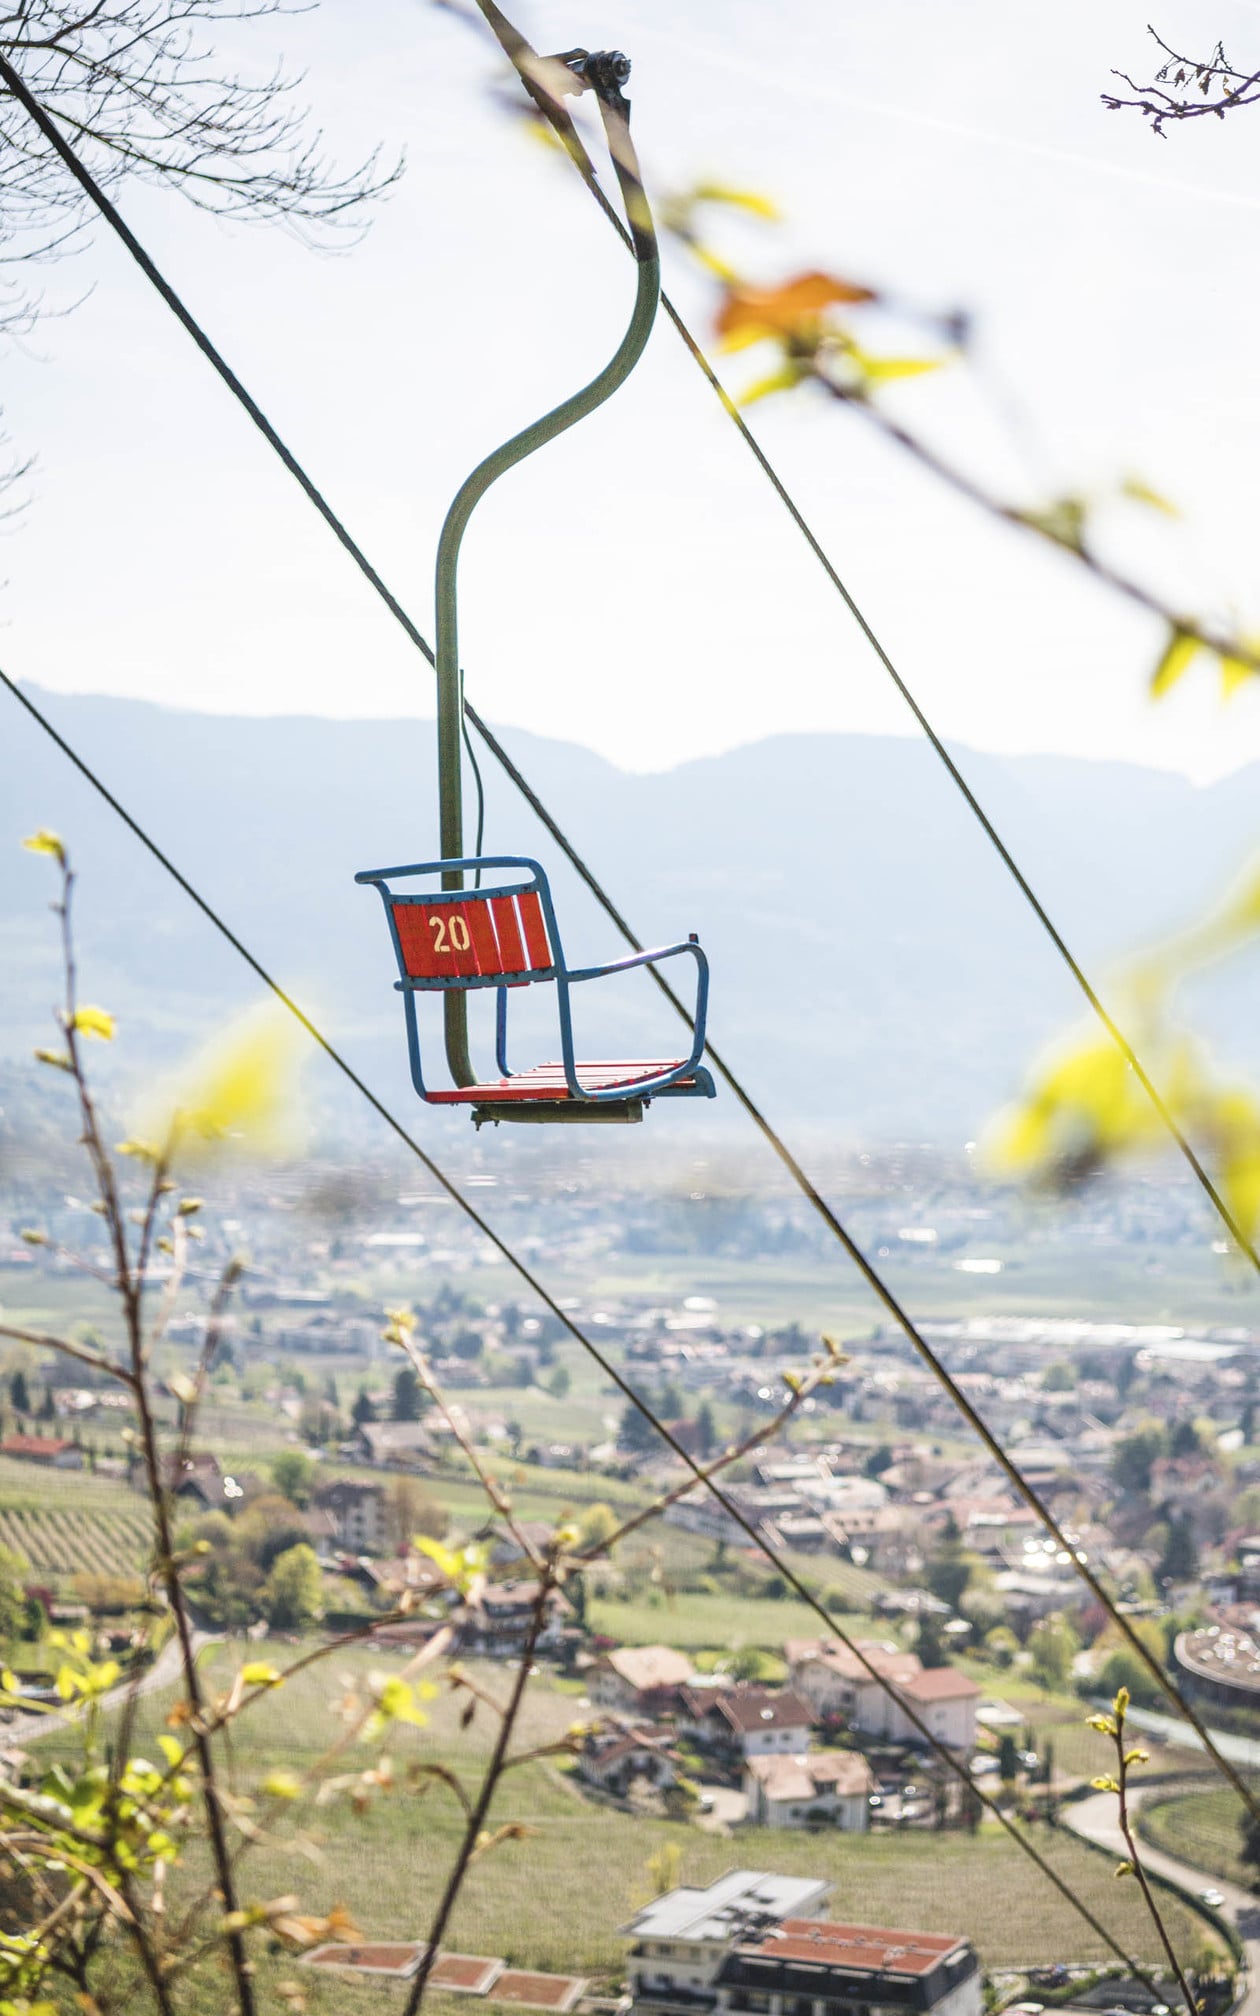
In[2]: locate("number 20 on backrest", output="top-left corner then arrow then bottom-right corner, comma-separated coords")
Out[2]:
429,912 -> 471,955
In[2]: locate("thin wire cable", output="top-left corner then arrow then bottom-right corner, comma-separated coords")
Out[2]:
469,0 -> 1260,1281
462,710 -> 486,880
0,665 -> 1151,1978
0,47 -> 1253,1814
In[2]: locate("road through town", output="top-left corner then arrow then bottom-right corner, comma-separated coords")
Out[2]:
1064,1786 -> 1260,2016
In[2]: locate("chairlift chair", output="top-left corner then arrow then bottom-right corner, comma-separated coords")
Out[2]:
356,854 -> 714,1126
358,45 -> 715,1126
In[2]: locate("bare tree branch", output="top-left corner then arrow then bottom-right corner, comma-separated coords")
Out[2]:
0,1 -> 402,349
1103,26 -> 1260,133
0,1317 -> 135,1384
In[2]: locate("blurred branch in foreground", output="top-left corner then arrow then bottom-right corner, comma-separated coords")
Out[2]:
988,853 -> 1260,1246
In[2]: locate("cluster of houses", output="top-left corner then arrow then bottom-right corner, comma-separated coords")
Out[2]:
582,1638 -> 979,1832
93,1452 -> 984,1835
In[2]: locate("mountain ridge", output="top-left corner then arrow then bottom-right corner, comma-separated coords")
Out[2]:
3,683 -> 1258,1139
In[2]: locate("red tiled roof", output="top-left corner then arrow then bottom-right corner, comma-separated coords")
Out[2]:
752,1919 -> 965,1976
900,1666 -> 980,1703
1,1436 -> 72,1458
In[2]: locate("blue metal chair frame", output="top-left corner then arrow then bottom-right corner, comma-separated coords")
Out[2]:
355,855 -> 715,1106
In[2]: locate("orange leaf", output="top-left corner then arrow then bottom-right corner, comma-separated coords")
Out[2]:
716,270 -> 876,347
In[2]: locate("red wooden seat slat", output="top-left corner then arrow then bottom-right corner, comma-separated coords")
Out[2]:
516,890 -> 552,972
447,900 -> 481,979
490,895 -> 528,974
393,903 -> 454,980
426,1060 -> 692,1103
392,900 -> 486,979
465,898 -> 502,976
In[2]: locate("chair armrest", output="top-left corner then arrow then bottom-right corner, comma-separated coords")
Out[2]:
555,940 -> 710,1099
564,939 -> 701,985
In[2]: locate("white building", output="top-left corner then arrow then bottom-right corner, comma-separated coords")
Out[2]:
676,1686 -> 814,1761
624,1870 -> 830,2013
623,1871 -> 981,2016
590,1645 -> 697,1715
743,1750 -> 877,1829
313,1480 -> 389,1553
786,1639 -> 978,1751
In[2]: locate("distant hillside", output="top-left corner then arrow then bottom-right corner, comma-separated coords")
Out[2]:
3,683 -> 1259,1140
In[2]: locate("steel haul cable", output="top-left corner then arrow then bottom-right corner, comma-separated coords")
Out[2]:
0,45 -> 1253,1817
0,664 -> 1153,1978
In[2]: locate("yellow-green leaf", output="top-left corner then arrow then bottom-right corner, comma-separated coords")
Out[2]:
241,1662 -> 283,1688
1150,626 -> 1203,698
32,1050 -> 71,1073
739,364 -> 809,406
1121,475 -> 1178,516
71,1006 -> 115,1041
1219,648 -> 1256,698
692,181 -> 781,220
854,350 -> 945,384
21,830 -> 64,863
115,1139 -> 160,1163
262,1769 -> 303,1800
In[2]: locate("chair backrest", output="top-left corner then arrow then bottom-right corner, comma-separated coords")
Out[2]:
390,885 -> 554,984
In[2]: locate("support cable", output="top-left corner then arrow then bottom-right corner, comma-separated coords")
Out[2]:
468,0 -> 1260,1281
0,664 -> 1152,1978
0,48 -> 1253,1815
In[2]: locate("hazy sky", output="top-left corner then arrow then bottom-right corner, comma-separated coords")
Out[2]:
5,0 -> 1260,780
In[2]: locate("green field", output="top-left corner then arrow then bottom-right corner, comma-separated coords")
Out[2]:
589,1589 -> 869,1653
0,1455 -> 142,1508
23,1643 -> 1221,2016
0,1454 -> 153,1590
0,1502 -> 149,1577
1140,1781 -> 1258,1888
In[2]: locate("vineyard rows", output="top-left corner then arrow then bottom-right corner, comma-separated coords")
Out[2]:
0,1506 -> 150,1578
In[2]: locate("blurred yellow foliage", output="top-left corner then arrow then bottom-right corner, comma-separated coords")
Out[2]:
1150,622 -> 1260,700
1121,475 -> 1179,517
991,858 -> 1260,1246
715,270 -> 877,351
690,181 -> 780,220
137,1001 -> 305,1164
